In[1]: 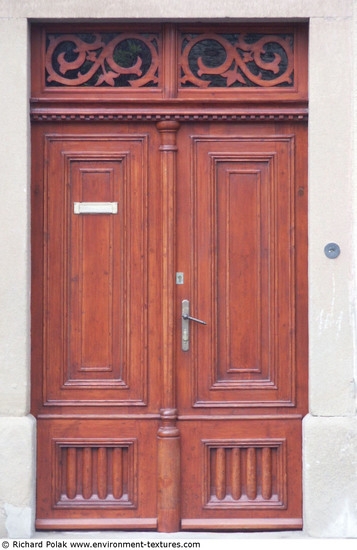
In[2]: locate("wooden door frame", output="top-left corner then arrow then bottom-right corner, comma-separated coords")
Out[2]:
30,21 -> 308,532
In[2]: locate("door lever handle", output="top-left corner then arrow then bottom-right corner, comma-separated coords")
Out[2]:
182,313 -> 207,325
182,299 -> 206,351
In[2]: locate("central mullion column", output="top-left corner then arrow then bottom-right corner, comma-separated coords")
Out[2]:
156,120 -> 180,532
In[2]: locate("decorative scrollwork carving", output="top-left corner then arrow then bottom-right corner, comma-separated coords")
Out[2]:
180,33 -> 294,88
45,33 -> 160,87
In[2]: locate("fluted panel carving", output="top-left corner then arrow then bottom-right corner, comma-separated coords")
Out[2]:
54,440 -> 137,508
204,439 -> 287,509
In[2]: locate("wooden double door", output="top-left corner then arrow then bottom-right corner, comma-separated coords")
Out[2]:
32,118 -> 307,530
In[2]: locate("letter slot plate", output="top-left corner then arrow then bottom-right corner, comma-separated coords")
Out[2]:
73,202 -> 118,214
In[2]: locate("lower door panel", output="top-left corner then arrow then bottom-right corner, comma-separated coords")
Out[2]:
180,418 -> 303,530
36,419 -> 158,530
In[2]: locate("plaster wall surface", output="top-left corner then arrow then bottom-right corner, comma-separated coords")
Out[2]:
0,416 -> 36,538
0,0 -> 353,19
308,16 -> 355,416
304,415 -> 357,537
0,0 -> 356,539
0,16 -> 30,417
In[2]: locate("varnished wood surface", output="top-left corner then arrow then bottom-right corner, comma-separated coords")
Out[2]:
176,122 -> 308,415
156,121 -> 181,531
181,518 -> 303,530
31,123 -> 163,413
32,119 -> 307,530
31,23 -> 308,106
31,22 -> 308,532
36,518 -> 158,529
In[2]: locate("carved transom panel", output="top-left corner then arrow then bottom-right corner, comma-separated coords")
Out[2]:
45,32 -> 160,88
33,23 -> 307,102
179,32 -> 294,88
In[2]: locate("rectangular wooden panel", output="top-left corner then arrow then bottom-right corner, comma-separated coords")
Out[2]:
204,440 -> 286,508
216,165 -> 268,378
180,418 -> 302,526
54,441 -> 136,508
176,124 -> 308,412
42,134 -> 149,406
70,165 -> 118,376
36,419 -> 158,528
198,135 -> 294,405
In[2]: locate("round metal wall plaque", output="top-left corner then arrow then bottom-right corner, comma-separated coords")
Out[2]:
324,243 -> 340,259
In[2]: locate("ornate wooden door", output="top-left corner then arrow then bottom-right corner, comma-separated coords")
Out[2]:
176,122 -> 307,529
31,23 -> 308,531
32,122 -> 164,529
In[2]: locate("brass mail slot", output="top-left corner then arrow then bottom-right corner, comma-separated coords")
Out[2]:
73,202 -> 118,214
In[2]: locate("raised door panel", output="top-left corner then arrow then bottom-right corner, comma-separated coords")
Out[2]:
70,161 -> 125,382
176,124 -> 307,412
40,133 -> 152,407
180,418 -> 303,529
36,419 -> 158,529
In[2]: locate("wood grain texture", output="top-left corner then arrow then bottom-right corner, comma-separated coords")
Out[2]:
112,448 -> 123,500
97,448 -> 107,500
66,447 -> 77,500
156,121 -> 181,533
31,22 -> 308,532
246,448 -> 257,500
32,130 -> 160,409
176,125 -> 307,412
156,121 -> 180,412
31,23 -> 308,105
180,419 -> 301,523
36,419 -> 158,525
36,518 -> 158,529
82,447 -> 92,500
157,423 -> 180,532
202,439 -> 285,509
231,447 -> 241,501
215,448 -> 226,501
262,447 -> 272,500
181,518 -> 303,530
56,442 -> 135,506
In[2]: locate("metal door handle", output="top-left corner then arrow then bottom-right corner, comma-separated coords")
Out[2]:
182,299 -> 206,351
182,313 -> 207,325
